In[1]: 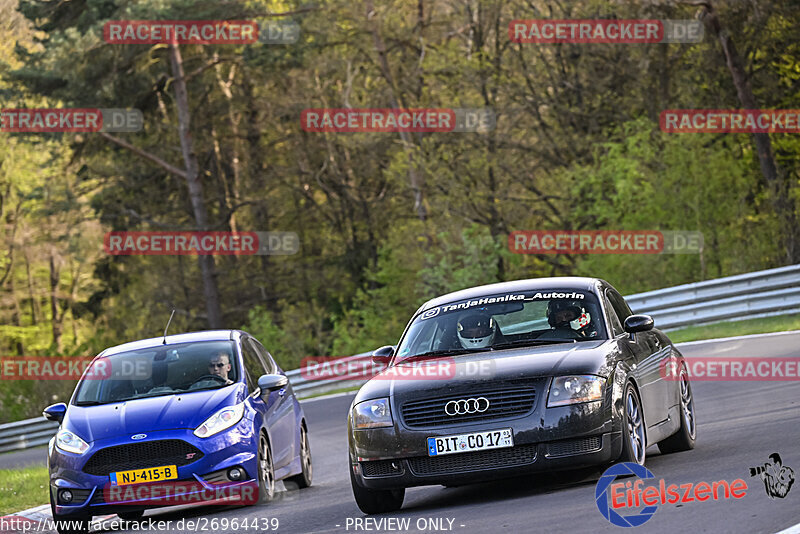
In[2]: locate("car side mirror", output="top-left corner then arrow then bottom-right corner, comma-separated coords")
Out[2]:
43,403 -> 67,424
257,374 -> 289,392
371,345 -> 395,365
624,315 -> 654,340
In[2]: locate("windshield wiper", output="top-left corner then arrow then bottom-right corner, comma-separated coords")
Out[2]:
492,339 -> 577,350
74,400 -> 104,406
401,348 -> 491,362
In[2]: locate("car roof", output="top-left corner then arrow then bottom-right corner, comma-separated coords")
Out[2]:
98,329 -> 244,357
417,277 -> 605,315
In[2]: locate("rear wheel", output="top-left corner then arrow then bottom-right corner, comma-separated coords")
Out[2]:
286,425 -> 313,489
658,365 -> 696,454
257,436 -> 275,503
50,492 -> 89,534
619,382 -> 646,465
349,465 -> 404,514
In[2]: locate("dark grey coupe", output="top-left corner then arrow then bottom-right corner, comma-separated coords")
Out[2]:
347,277 -> 696,513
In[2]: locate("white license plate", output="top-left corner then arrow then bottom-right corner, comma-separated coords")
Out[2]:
427,428 -> 513,456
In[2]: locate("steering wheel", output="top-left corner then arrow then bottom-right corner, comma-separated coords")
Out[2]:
188,374 -> 228,387
538,326 -> 583,341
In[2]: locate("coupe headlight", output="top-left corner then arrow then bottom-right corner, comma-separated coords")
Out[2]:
352,398 -> 393,429
194,403 -> 245,438
56,429 -> 90,454
547,375 -> 605,407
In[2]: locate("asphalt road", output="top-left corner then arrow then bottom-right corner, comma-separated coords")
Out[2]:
8,331 -> 800,533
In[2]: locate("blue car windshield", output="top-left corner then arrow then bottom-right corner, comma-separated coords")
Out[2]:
395,290 -> 607,362
73,341 -> 239,405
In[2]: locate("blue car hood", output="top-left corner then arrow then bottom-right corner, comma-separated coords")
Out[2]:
65,384 -> 246,443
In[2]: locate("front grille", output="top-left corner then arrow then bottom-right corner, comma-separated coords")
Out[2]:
408,444 -> 538,476
401,386 -> 536,428
547,436 -> 602,457
202,469 -> 230,484
83,440 -> 202,476
361,460 -> 404,477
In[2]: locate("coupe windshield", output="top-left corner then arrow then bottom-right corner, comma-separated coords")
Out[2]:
74,341 -> 238,405
395,290 -> 606,362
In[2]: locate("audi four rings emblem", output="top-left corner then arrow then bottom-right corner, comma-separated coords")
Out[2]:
445,397 -> 490,416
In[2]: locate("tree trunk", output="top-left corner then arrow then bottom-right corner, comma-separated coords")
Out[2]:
49,253 -> 61,350
698,3 -> 798,263
168,43 -> 223,328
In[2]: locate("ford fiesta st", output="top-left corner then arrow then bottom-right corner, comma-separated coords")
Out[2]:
347,278 -> 696,513
43,330 -> 312,534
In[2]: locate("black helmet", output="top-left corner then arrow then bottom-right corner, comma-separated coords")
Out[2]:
547,300 -> 582,328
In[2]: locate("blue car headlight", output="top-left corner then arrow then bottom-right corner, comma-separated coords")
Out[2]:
352,398 -> 393,429
194,402 -> 245,438
547,375 -> 605,407
56,429 -> 90,454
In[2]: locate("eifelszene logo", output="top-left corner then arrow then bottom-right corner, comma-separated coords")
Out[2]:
595,462 -> 748,527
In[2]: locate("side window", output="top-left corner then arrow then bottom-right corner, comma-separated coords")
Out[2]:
607,289 -> 633,325
604,290 -> 625,337
251,339 -> 277,374
240,338 -> 266,391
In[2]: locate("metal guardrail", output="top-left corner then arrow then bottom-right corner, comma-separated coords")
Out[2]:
2,265 -> 797,454
625,264 -> 800,330
0,417 -> 57,454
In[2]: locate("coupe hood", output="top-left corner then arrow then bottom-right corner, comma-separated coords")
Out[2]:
64,384 -> 246,443
354,340 -> 619,403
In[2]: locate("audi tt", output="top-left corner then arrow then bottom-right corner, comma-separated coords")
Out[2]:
43,330 -> 312,533
347,278 -> 696,513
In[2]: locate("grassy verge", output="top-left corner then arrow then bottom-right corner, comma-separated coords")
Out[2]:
0,465 -> 48,516
298,384 -> 362,401
667,313 -> 800,344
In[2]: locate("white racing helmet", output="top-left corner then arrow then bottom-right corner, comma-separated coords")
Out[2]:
457,313 -> 496,349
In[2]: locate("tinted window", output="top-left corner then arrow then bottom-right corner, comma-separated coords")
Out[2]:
604,291 -> 625,336
607,289 -> 633,325
241,338 -> 267,390
250,339 -> 277,373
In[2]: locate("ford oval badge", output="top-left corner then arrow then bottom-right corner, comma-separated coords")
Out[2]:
131,433 -> 147,440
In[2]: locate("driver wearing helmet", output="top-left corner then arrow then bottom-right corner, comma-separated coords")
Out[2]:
546,300 -> 582,330
456,313 -> 499,349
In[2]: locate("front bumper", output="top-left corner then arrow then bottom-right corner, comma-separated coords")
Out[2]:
49,419 -> 258,517
349,390 -> 624,490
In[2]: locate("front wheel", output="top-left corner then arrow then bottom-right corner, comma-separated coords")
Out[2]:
50,492 -> 89,534
349,465 -> 404,514
286,426 -> 313,489
619,382 -> 646,465
658,365 -> 697,454
257,436 -> 275,503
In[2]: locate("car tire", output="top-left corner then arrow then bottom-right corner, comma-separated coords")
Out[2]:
619,382 -> 646,465
257,436 -> 275,503
50,492 -> 89,534
657,364 -> 696,454
117,511 -> 145,521
349,465 -> 404,514
286,425 -> 313,489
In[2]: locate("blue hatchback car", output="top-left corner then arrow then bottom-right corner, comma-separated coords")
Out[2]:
43,330 -> 312,534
